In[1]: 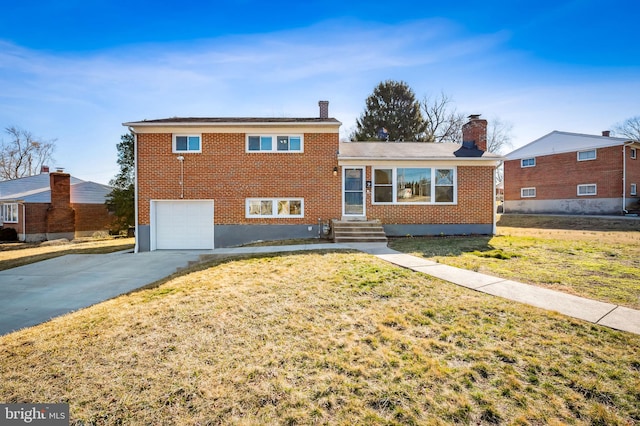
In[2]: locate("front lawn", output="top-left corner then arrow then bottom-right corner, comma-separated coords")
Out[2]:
389,216 -> 640,309
1,252 -> 638,424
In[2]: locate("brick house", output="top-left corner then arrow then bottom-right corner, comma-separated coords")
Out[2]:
0,168 -> 114,241
504,131 -> 640,215
124,103 -> 503,251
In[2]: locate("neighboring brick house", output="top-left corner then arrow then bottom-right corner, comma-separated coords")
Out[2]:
124,103 -> 503,251
503,131 -> 640,215
0,168 -> 113,241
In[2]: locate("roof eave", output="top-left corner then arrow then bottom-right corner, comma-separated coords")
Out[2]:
123,120 -> 342,127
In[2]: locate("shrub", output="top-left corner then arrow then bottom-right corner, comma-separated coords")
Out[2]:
0,227 -> 18,241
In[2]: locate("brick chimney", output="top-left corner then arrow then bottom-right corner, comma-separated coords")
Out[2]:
40,165 -> 50,174
46,172 -> 75,239
319,100 -> 329,119
462,114 -> 488,152
602,130 -> 610,137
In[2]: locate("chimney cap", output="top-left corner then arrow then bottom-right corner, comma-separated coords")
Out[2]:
468,114 -> 482,120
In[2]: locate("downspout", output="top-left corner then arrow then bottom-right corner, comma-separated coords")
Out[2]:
622,141 -> 634,215
493,161 -> 502,235
21,202 -> 25,242
129,127 -> 139,253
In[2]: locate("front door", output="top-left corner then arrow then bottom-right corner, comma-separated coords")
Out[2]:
343,167 -> 366,217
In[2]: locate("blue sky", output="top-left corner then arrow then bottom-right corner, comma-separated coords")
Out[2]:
1,0 -> 639,184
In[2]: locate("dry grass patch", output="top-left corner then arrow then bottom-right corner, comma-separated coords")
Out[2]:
0,238 -> 134,271
1,252 -> 638,424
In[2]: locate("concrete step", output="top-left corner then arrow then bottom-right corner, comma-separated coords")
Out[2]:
332,219 -> 387,243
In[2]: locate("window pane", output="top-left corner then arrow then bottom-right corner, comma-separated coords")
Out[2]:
435,169 -> 453,185
578,150 -> 596,160
289,137 -> 301,151
375,186 -> 392,202
435,186 -> 454,203
176,136 -> 187,151
248,200 -> 261,215
345,169 -> 363,190
277,136 -> 289,151
374,169 -> 392,184
248,136 -> 260,151
188,136 -> 200,151
261,200 -> 273,215
278,200 -> 290,215
397,168 -> 430,202
290,200 -> 301,215
261,136 -> 272,151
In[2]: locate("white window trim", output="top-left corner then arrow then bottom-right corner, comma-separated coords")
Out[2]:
372,167 -> 457,205
521,158 -> 536,168
1,203 -> 19,223
577,149 -> 597,161
173,134 -> 202,153
246,134 -> 304,153
631,148 -> 637,160
246,198 -> 304,218
631,183 -> 637,196
521,187 -> 536,198
577,184 -> 597,196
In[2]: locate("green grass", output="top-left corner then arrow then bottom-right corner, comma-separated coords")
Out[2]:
1,252 -> 639,424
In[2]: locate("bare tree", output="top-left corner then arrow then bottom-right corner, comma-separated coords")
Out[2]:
421,92 -> 465,143
0,126 -> 56,180
486,117 -> 514,154
612,116 -> 640,141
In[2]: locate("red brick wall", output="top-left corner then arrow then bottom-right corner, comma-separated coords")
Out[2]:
73,203 -> 113,232
367,166 -> 495,224
626,146 -> 640,196
505,145 -> 625,200
137,132 -> 342,225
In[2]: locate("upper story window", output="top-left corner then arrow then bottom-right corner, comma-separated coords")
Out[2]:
247,135 -> 303,152
577,149 -> 596,161
577,184 -> 597,196
1,203 -> 19,223
631,148 -> 637,159
521,158 -> 536,168
373,167 -> 456,204
173,135 -> 201,153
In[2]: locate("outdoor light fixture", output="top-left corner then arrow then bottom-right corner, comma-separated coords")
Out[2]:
333,166 -> 338,176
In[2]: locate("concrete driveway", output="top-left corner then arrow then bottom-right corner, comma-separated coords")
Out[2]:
0,250 -> 208,336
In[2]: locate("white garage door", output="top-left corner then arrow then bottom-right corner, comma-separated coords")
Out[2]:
153,200 -> 214,250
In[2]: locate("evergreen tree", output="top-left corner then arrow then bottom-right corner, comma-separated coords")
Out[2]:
354,80 -> 425,141
105,133 -> 135,232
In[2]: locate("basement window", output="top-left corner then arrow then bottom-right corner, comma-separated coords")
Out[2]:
246,198 -> 303,218
521,187 -> 536,198
631,183 -> 637,196
577,184 -> 597,196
